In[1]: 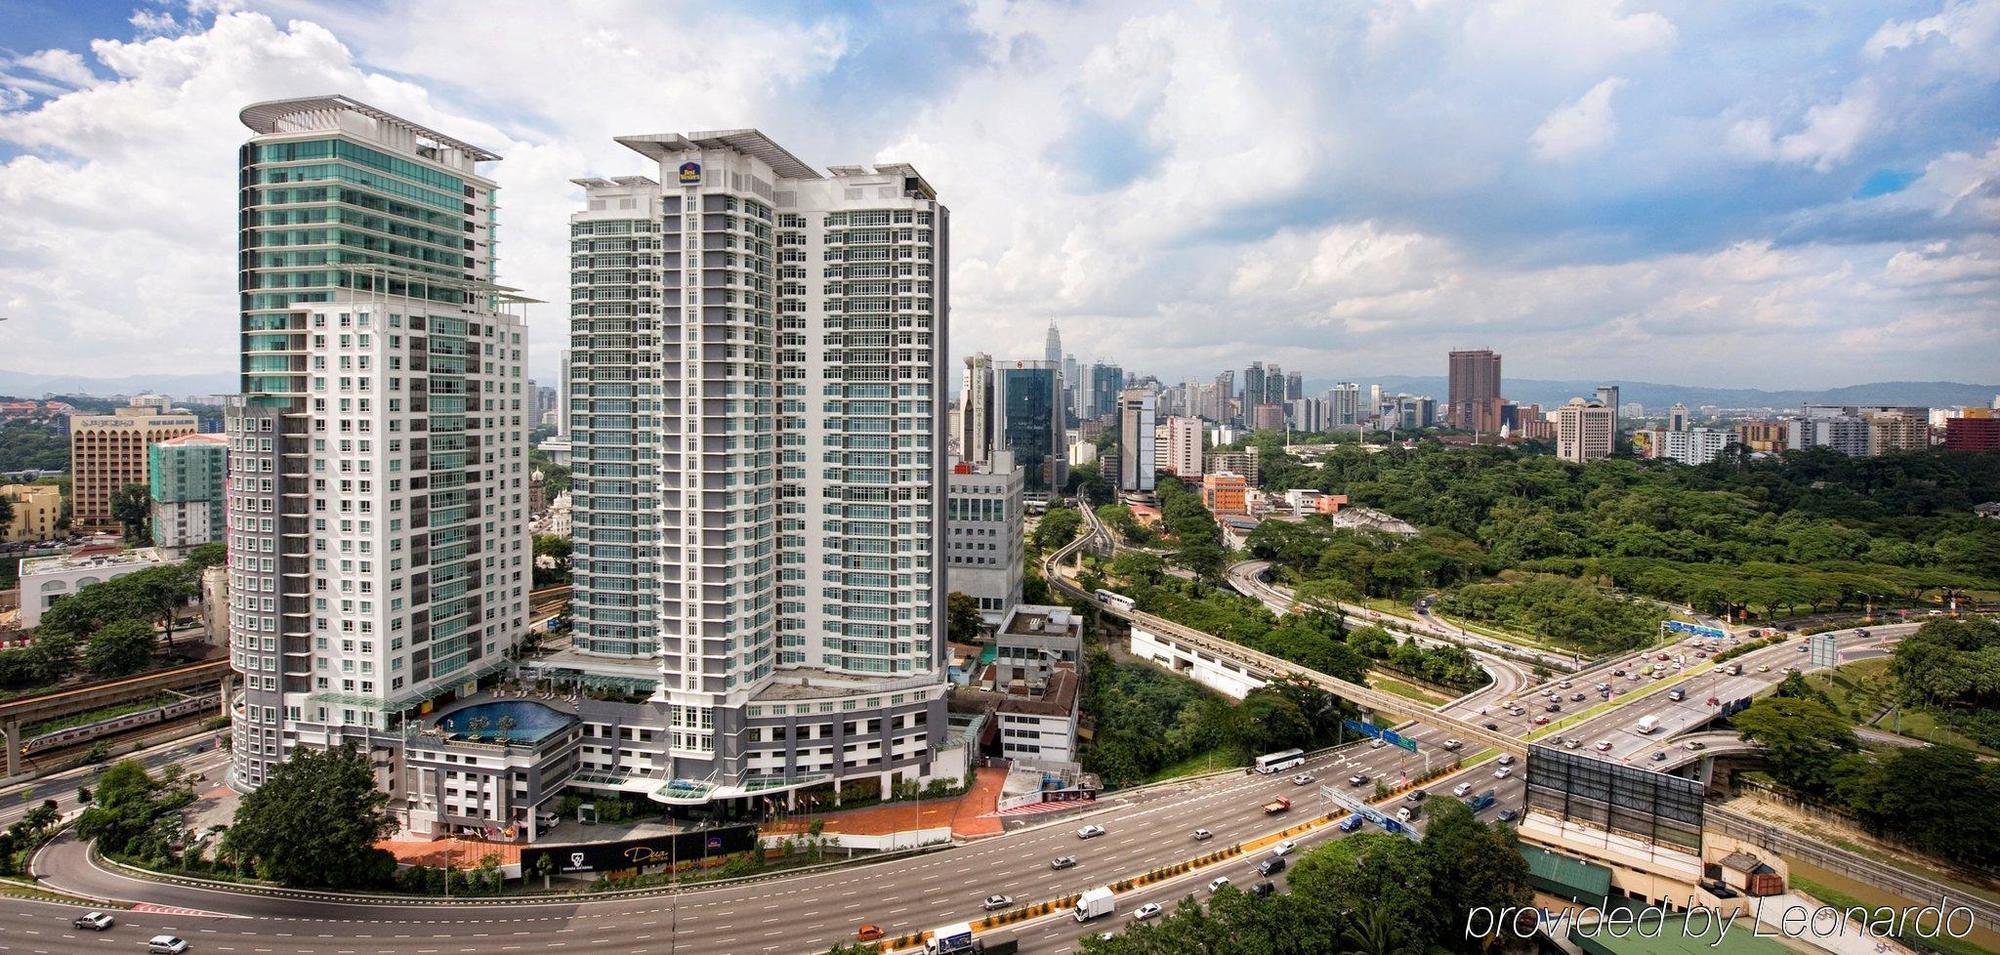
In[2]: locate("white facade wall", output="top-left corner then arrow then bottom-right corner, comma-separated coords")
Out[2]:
947,451 -> 1023,624
1161,415 -> 1203,477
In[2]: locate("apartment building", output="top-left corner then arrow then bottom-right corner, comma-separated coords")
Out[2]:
224,96 -> 531,795
557,129 -> 961,809
1159,415 -> 1203,477
68,406 -> 198,531
149,432 -> 228,552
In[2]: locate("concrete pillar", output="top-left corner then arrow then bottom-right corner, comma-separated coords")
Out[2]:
3,719 -> 18,778
879,770 -> 893,800
218,674 -> 235,717
786,788 -> 796,811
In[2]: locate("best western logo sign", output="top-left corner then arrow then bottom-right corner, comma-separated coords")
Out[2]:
677,161 -> 702,185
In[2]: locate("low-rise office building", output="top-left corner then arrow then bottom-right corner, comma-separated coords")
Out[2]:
992,603 -> 1082,685
947,452 -> 1025,625
0,484 -> 63,544
19,547 -> 167,628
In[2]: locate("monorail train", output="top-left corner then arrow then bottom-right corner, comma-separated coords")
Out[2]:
22,692 -> 220,756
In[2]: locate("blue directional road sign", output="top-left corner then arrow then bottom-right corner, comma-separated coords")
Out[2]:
1663,620 -> 1728,641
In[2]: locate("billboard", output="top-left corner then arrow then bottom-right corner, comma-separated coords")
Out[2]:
1524,744 -> 1704,854
1808,633 -> 1840,669
519,824 -> 758,875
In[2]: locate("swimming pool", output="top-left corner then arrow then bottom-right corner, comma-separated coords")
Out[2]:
436,700 -> 575,744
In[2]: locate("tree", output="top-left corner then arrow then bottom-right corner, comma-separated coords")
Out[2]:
1032,507 -> 1084,552
186,542 -> 227,570
946,592 -> 984,643
75,759 -> 194,861
224,744 -> 398,888
0,492 -> 12,530
1289,834 -> 1441,948
84,619 -> 158,677
128,565 -> 197,648
110,484 -> 152,543
532,533 -> 571,587
1419,799 -> 1532,950
1735,696 -> 1858,796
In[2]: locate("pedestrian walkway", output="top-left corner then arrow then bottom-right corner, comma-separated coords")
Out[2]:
765,766 -> 1009,840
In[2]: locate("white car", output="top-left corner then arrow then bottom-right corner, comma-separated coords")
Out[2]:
1369,738 -> 1386,749
1134,902 -> 1164,921
1076,824 -> 1106,839
1271,840 -> 1297,856
1452,782 -> 1474,797
1493,767 -> 1512,779
147,938 -> 190,955
73,912 -> 115,931
1596,740 -> 1614,752
1192,828 -> 1213,841
1291,773 -> 1314,786
983,894 -> 1014,911
1208,876 -> 1233,893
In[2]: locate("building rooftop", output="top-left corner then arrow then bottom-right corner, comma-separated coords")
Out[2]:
240,94 -> 502,162
977,663 -> 1079,718
20,547 -> 164,576
156,433 -> 227,448
1000,604 -> 1080,638
615,129 -> 822,180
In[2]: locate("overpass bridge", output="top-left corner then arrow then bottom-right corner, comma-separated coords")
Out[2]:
1044,529 -> 1528,758
0,659 -> 231,776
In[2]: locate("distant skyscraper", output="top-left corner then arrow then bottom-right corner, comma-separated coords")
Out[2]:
1556,397 -> 1616,463
1667,403 -> 1690,432
557,348 -> 573,437
998,359 -> 1066,493
1243,363 -> 1266,418
1117,388 -> 1157,492
1062,354 -> 1080,423
1329,383 -> 1361,426
1089,363 -> 1123,422
1212,371 -> 1235,422
1162,415 -> 1204,476
1595,385 -> 1621,445
1045,321 -> 1063,365
1448,349 -> 1503,431
1285,371 -> 1303,402
961,352 -> 995,466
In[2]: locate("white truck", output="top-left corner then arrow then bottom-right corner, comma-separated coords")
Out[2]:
923,922 -> 976,954
1074,886 -> 1116,922
1635,715 -> 1662,735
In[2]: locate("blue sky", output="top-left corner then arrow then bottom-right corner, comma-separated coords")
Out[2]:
1,0 -> 1997,391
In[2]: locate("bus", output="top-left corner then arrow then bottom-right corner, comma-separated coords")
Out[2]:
1093,589 -> 1136,612
1254,749 -> 1306,774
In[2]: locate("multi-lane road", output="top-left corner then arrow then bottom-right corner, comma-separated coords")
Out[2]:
4,518 -> 1935,955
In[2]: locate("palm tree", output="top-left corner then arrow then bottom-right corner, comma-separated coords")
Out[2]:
1341,903 -> 1413,955
465,716 -> 490,740
496,715 -> 518,747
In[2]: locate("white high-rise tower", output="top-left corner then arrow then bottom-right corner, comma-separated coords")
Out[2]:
563,130 -> 959,807
225,96 -> 531,794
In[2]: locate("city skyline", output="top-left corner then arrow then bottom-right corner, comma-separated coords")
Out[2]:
2,1 -> 1997,390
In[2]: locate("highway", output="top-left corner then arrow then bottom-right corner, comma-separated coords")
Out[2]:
22,737 -> 1446,955
4,517 -> 1938,954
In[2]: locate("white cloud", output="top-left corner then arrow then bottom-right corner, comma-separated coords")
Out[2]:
0,1 -> 1993,392
1531,77 -> 1626,160
11,50 -> 96,89
1727,83 -> 1879,172
1866,0 -> 2000,78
